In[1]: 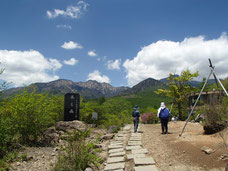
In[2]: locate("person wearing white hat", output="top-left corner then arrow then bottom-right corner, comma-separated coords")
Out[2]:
132,105 -> 140,133
157,102 -> 170,134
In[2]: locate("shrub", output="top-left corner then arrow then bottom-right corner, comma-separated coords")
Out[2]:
203,97 -> 228,134
141,112 -> 158,124
0,88 -> 64,145
52,129 -> 101,171
80,98 -> 132,129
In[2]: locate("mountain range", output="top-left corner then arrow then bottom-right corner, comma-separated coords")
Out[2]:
2,77 -> 212,99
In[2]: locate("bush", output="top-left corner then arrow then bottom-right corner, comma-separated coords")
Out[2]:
203,97 -> 228,134
0,88 -> 64,145
141,112 -> 158,124
52,129 -> 101,171
80,98 -> 132,129
0,114 -> 15,158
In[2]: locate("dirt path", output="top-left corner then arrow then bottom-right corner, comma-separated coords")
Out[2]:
142,121 -> 228,171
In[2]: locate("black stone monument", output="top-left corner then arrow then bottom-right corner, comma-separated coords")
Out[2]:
64,93 -> 80,121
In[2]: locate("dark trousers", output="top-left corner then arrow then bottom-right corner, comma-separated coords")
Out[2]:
133,119 -> 139,132
160,118 -> 169,133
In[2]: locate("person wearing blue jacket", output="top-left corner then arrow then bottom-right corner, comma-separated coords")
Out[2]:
132,105 -> 140,133
157,102 -> 170,134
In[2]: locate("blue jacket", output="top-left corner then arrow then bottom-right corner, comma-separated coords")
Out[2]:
159,108 -> 170,119
132,110 -> 140,119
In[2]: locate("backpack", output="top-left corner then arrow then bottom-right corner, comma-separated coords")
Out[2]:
159,108 -> 170,119
132,110 -> 139,118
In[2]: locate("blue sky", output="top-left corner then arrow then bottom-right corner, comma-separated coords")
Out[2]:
1,0 -> 228,87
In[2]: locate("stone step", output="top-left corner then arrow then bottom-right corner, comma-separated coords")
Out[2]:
131,133 -> 142,136
109,151 -> 125,157
104,162 -> 125,171
115,137 -> 125,141
110,142 -> 123,145
134,157 -> 155,165
131,149 -> 148,154
129,138 -> 141,141
107,157 -> 125,164
126,146 -> 142,150
108,148 -> 124,154
126,153 -> 146,160
128,142 -> 142,146
108,145 -> 123,149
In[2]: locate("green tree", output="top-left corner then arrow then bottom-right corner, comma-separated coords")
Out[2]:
98,96 -> 106,105
155,70 -> 199,120
198,77 -> 210,92
0,88 -> 64,145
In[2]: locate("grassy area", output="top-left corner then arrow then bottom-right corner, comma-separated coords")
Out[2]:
120,87 -> 171,112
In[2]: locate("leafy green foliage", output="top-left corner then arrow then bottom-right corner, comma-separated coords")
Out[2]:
202,97 -> 228,134
207,77 -> 228,92
52,129 -> 101,171
0,88 -> 64,144
0,151 -> 18,171
0,88 -> 64,159
80,97 -> 132,129
122,87 -> 171,112
155,70 -> 199,120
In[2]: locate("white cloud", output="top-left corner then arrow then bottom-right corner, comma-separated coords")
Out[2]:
56,24 -> 72,29
63,58 -> 78,66
107,59 -> 121,70
88,50 -> 97,57
0,50 -> 62,87
87,70 -> 110,83
47,1 -> 89,19
61,41 -> 83,50
123,33 -> 228,87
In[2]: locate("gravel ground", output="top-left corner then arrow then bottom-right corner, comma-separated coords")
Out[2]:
142,121 -> 228,171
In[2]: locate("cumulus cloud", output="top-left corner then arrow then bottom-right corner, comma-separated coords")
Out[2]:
107,59 -> 121,70
56,24 -> 72,29
87,70 -> 110,83
61,41 -> 83,50
63,58 -> 78,66
47,1 -> 88,19
88,50 -> 97,57
0,50 -> 62,87
123,33 -> 228,87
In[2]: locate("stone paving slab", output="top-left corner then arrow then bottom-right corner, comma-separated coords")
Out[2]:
104,162 -> 125,171
108,145 -> 123,149
134,157 -> 155,165
131,149 -> 148,154
128,140 -> 141,142
131,133 -> 142,136
129,138 -> 141,141
109,148 -> 124,154
110,142 -> 123,146
107,157 -> 125,164
126,154 -> 146,160
109,151 -> 125,157
126,146 -> 142,150
123,125 -> 131,131
134,165 -> 158,171
130,135 -> 141,138
128,142 -> 142,146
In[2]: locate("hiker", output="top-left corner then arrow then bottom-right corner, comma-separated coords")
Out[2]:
132,105 -> 140,133
157,102 -> 170,134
